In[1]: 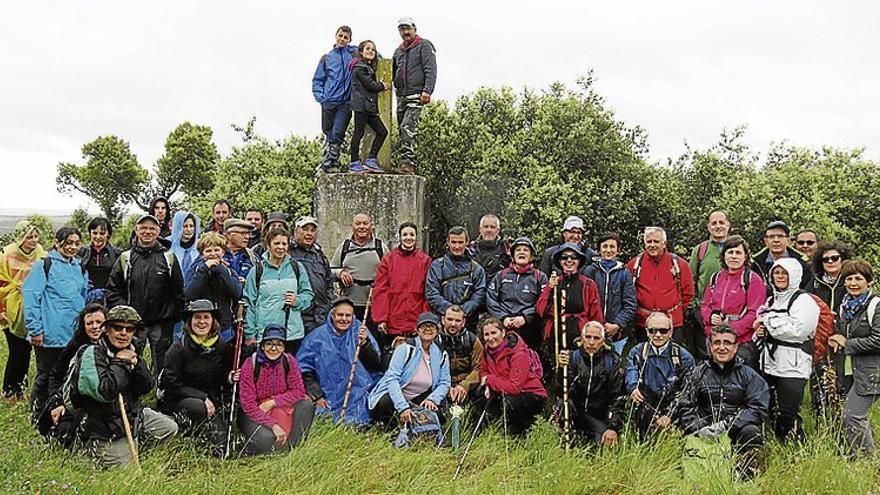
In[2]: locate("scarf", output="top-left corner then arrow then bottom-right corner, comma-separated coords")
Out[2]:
600,259 -> 617,271
190,332 -> 219,351
400,34 -> 423,50
487,339 -> 507,359
509,262 -> 533,275
842,290 -> 873,322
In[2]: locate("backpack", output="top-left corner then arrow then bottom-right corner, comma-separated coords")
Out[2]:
339,238 -> 384,267
523,346 -> 544,380
251,353 -> 291,383
393,405 -> 444,448
118,249 -> 175,282
252,255 -> 301,293
400,340 -> 449,371
640,341 -> 683,369
42,256 -> 87,279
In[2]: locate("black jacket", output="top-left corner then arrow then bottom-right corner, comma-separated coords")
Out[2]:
67,337 -> 154,441
809,275 -> 846,314
392,37 -> 437,97
158,333 -> 233,409
350,60 -> 385,115
184,256 -> 243,330
290,241 -> 334,332
558,347 -> 626,432
677,358 -> 769,434
486,263 -> 547,325
467,239 -> 511,281
77,243 -> 122,290
106,242 -> 185,325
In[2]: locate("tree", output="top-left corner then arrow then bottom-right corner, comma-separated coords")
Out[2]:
153,122 -> 220,200
56,136 -> 149,223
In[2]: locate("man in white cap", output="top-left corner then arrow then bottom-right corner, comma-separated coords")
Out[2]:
539,215 -> 595,275
290,216 -> 334,333
392,16 -> 437,174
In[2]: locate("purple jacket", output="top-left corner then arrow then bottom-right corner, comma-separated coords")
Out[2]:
239,353 -> 307,428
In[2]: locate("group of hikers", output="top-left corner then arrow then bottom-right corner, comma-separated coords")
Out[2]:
312,19 -> 436,175
1,199 -> 878,480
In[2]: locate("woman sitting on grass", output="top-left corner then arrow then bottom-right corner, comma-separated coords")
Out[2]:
238,323 -> 315,456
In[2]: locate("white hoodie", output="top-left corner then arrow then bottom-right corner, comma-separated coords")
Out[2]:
757,258 -> 819,379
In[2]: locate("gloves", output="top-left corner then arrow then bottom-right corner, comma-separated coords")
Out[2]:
697,420 -> 728,440
86,288 -> 108,303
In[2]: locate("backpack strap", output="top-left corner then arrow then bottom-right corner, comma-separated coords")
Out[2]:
402,343 -> 417,369
670,343 -> 681,368
119,250 -> 132,281
868,296 -> 879,325
633,254 -> 644,283
374,238 -> 384,259
697,240 -> 710,262
340,238 -> 353,267
252,353 -> 291,383
785,289 -> 809,314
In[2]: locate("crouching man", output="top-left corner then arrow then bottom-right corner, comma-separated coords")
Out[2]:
65,305 -> 177,467
557,321 -> 625,447
677,324 -> 769,479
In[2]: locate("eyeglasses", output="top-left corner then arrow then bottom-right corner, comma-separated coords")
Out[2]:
646,327 -> 671,335
796,239 -> 816,246
559,254 -> 579,261
262,341 -> 284,349
822,255 -> 841,263
710,340 -> 737,348
108,324 -> 137,334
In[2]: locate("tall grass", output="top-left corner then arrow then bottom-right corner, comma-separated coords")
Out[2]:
2,344 -> 880,494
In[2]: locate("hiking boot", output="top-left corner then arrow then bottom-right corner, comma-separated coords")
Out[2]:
363,158 -> 383,173
399,160 -> 416,175
348,161 -> 367,174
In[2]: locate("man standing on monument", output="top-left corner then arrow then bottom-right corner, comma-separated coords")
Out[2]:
331,213 -> 389,325
393,16 -> 436,175
313,25 -> 357,173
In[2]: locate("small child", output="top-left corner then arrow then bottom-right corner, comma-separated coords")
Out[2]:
348,40 -> 390,173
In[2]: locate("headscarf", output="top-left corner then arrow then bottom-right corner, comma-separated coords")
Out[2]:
0,221 -> 48,336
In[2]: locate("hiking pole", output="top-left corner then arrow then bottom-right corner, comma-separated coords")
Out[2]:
339,338 -> 364,424
552,271 -> 560,369
452,397 -> 490,481
561,288 -> 571,451
362,287 -> 374,328
224,301 -> 247,459
118,394 -> 140,470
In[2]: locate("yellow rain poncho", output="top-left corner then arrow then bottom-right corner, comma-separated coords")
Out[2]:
0,221 -> 47,338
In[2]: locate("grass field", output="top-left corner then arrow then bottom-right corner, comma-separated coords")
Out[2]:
2,345 -> 880,494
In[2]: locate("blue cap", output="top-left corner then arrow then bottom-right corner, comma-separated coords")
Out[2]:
261,323 -> 286,343
416,312 -> 440,328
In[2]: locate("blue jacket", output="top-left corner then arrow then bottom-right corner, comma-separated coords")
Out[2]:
625,342 -> 694,396
243,255 -> 313,341
312,44 -> 357,104
486,264 -> 546,323
583,259 -> 637,331
425,253 -> 487,318
368,339 -> 451,413
184,255 -> 242,330
23,250 -> 88,348
170,211 -> 201,288
297,314 -> 381,425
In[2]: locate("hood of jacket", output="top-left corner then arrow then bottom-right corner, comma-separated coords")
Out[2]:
770,258 -> 803,305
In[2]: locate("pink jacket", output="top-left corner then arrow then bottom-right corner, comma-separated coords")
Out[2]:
239,353 -> 307,428
700,267 -> 766,342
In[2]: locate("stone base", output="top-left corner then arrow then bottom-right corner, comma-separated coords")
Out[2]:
314,173 -> 427,255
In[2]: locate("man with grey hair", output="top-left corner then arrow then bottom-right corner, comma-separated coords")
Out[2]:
331,213 -> 389,324
467,214 -> 511,280
626,227 -> 694,344
557,320 -> 626,446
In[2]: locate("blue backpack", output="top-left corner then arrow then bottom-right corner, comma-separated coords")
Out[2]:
393,405 -> 444,448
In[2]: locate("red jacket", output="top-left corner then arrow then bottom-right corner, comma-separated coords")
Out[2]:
371,247 -> 432,335
536,273 -> 604,341
480,332 -> 547,398
626,251 -> 694,328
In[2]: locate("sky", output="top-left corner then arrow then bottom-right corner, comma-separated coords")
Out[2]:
1,1 -> 878,214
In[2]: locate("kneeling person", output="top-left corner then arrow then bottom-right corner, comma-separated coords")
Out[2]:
297,297 -> 382,425
557,321 -> 625,446
436,305 -> 483,405
678,324 -> 769,478
66,306 -> 178,467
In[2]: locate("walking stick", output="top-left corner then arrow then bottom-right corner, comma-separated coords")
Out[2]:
118,394 -> 140,470
224,301 -> 247,459
452,398 -> 490,481
339,289 -> 373,423
552,271 -> 560,369
561,289 -> 571,450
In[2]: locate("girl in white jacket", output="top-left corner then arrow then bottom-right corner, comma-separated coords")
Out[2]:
754,257 -> 819,442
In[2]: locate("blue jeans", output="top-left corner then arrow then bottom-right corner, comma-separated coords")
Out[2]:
321,101 -> 352,144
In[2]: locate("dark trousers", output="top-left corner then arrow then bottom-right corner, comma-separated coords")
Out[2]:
3,329 -> 31,397
30,346 -> 63,421
475,392 -> 545,436
572,412 -> 609,444
136,320 -> 175,375
321,101 -> 352,144
765,374 -> 806,442
350,112 -> 388,162
238,398 -> 315,456
162,397 -> 227,454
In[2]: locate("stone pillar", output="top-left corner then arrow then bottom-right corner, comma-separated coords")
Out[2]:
358,58 -> 394,170
314,173 -> 427,257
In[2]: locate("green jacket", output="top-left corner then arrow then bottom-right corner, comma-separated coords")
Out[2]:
688,240 -> 724,306
243,256 -> 313,341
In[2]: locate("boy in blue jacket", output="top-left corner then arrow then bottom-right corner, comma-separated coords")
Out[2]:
312,25 -> 357,173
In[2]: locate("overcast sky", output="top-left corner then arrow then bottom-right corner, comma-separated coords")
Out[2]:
2,0 -> 878,214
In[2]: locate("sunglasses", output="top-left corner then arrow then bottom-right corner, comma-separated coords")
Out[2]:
796,239 -> 816,246
108,324 -> 137,334
822,255 -> 841,263
646,327 -> 671,335
559,254 -> 580,261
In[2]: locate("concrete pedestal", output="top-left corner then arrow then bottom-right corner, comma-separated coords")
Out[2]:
314,173 -> 427,255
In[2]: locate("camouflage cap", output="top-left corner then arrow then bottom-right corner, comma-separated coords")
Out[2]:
105,305 -> 144,327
